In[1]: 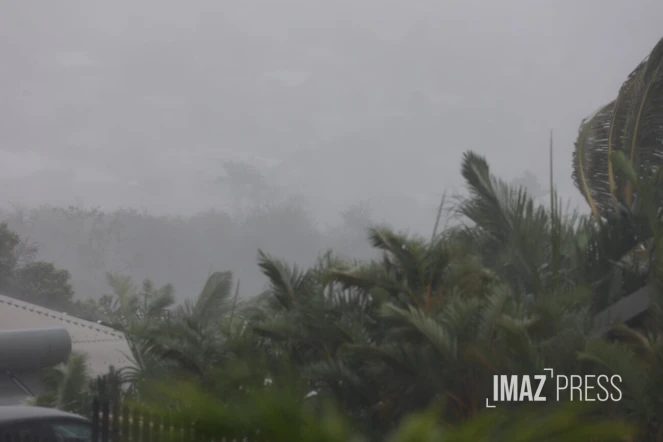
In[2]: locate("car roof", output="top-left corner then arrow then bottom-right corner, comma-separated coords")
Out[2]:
0,406 -> 90,425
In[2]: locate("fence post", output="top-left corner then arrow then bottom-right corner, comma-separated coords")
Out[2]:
189,423 -> 196,442
111,398 -> 120,442
142,410 -> 151,442
101,399 -> 110,442
162,410 -> 171,442
91,398 -> 100,442
121,403 -> 130,441
178,417 -> 185,442
153,413 -> 162,442
131,407 -> 141,442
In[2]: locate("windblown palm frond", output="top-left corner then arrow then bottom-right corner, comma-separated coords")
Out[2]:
573,36 -> 663,217
118,335 -> 172,394
100,272 -> 175,334
257,250 -> 318,310
174,271 -> 233,326
328,225 -> 482,316
458,151 -> 559,295
572,102 -> 616,217
139,280 -> 175,319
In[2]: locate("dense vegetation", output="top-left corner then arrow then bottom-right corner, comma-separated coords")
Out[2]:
0,220 -> 77,311
15,147 -> 661,441
7,33 -> 663,442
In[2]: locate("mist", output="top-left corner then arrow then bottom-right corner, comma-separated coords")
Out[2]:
1,0 -> 662,300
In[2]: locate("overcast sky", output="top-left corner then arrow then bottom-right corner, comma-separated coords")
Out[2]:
1,0 -> 662,224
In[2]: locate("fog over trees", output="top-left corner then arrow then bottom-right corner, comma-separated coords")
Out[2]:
1,0 -> 662,301
3,2 -> 663,439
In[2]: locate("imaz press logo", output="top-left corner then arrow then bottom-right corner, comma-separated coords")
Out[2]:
486,369 -> 622,407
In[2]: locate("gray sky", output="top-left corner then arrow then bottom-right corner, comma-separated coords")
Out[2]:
1,0 -> 663,222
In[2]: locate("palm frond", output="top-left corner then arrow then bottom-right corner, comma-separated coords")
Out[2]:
573,103 -> 616,217
458,151 -> 546,293
192,271 -> 233,324
258,250 -> 317,310
573,36 -> 663,216
621,37 -> 663,205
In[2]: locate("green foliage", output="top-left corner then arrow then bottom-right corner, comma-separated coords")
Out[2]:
14,33 -> 663,442
389,402 -> 633,442
573,36 -> 663,218
0,221 -> 20,288
0,221 -> 78,311
134,377 -> 634,442
21,121 -> 663,440
94,272 -> 175,332
14,261 -> 75,307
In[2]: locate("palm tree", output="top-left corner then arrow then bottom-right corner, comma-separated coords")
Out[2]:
97,272 -> 175,336
242,147 -> 662,439
572,36 -> 663,219
247,200 -> 600,439
457,149 -> 650,312
574,154 -> 663,441
149,271 -> 249,381
455,150 -> 589,296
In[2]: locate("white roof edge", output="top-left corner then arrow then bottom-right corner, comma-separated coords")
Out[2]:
0,294 -> 124,339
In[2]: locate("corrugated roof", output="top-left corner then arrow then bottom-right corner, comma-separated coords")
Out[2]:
0,295 -> 133,376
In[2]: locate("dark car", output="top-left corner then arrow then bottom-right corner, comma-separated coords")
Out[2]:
0,406 -> 92,442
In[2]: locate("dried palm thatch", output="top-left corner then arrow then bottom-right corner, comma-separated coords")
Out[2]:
573,36 -> 663,218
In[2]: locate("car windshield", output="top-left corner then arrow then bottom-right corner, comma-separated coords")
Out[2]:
51,422 -> 92,442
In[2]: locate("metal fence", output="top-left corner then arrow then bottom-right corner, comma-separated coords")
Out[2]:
89,398 -> 254,442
